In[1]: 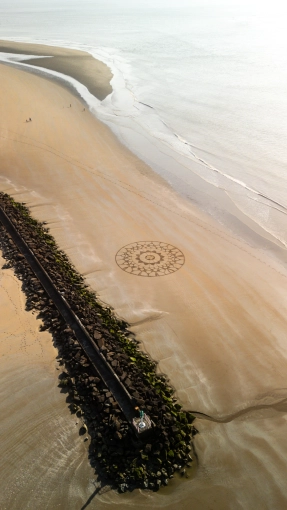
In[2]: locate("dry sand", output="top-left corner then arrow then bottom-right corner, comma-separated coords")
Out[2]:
1,56 -> 287,510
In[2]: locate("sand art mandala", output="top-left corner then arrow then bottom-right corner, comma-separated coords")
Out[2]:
115,241 -> 185,277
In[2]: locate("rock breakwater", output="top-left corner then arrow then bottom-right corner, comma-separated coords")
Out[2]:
0,192 -> 197,492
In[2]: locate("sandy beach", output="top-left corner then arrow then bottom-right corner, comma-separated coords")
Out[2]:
1,45 -> 287,509
0,40 -> 113,100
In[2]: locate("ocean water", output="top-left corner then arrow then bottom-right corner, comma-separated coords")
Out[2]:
1,0 -> 287,249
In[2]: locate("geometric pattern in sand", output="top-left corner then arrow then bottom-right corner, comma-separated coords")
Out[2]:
115,241 -> 185,277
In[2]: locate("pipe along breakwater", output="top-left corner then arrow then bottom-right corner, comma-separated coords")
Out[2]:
0,192 -> 197,492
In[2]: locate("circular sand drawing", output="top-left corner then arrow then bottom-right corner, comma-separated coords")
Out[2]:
115,241 -> 185,277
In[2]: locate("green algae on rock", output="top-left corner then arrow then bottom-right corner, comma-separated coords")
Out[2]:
0,192 -> 198,492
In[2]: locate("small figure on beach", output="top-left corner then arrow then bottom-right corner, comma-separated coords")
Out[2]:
25,118 -> 32,122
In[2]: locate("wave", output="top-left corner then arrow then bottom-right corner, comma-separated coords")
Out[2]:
174,133 -> 287,214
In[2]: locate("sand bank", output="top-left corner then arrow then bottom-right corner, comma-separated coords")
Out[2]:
0,39 -> 113,100
1,58 -> 287,509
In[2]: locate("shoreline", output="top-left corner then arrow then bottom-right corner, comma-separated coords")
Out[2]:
1,56 -> 287,411
0,40 -> 286,267
1,48 -> 287,509
0,39 -> 113,101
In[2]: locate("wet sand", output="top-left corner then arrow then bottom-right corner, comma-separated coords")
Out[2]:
0,255 -> 98,510
1,56 -> 287,509
0,40 -> 113,100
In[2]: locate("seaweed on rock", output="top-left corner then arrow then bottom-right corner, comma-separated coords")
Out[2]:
0,192 -> 198,492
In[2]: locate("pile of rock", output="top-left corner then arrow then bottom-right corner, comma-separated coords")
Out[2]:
0,193 -> 198,492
